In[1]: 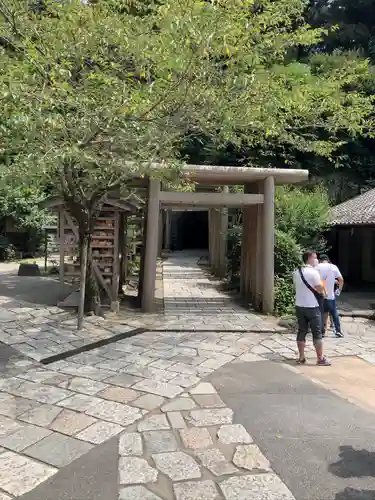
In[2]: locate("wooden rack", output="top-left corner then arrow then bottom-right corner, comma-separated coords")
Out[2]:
41,195 -> 144,312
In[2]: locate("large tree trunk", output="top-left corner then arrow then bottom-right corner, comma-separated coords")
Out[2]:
85,238 -> 100,315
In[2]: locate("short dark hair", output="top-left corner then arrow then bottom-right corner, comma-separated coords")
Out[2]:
319,254 -> 330,262
302,249 -> 316,264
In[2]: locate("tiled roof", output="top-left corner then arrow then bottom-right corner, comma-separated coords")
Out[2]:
330,188 -> 375,225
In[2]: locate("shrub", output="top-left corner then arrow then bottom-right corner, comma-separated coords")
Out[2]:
274,229 -> 302,275
224,185 -> 330,316
227,223 -> 242,281
275,185 -> 330,251
0,235 -> 16,261
274,275 -> 295,316
274,230 -> 301,316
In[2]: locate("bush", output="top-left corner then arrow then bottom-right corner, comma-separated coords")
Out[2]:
227,223 -> 242,281
274,275 -> 295,316
0,235 -> 16,261
272,185 -> 330,316
224,185 -> 330,317
275,185 -> 330,251
274,230 -> 301,316
274,229 -> 302,275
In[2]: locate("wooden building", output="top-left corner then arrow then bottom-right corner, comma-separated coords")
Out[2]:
329,188 -> 375,286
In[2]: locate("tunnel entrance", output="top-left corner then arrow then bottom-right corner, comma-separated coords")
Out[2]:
173,210 -> 208,250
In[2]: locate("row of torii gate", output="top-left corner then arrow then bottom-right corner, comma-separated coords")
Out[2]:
140,165 -> 308,314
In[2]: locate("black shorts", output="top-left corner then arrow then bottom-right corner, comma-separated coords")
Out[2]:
295,306 -> 322,342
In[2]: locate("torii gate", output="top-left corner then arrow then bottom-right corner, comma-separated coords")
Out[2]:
140,165 -> 308,314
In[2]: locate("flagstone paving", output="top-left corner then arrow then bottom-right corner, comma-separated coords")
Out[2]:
2,319 -> 375,497
1,252 -> 375,497
117,381 -> 296,500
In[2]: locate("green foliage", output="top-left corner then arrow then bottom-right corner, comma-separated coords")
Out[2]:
274,229 -> 302,276
309,0 -> 375,62
1,0 -> 374,200
0,235 -> 16,261
0,181 -> 52,231
274,275 -> 295,316
227,221 -> 242,281
272,186 -> 330,315
306,0 -> 375,202
275,185 -> 330,251
273,230 -> 301,316
98,0 -> 160,16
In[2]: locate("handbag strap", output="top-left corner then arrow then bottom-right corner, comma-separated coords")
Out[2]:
298,268 -> 320,297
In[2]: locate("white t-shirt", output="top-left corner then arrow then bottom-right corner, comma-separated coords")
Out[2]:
316,262 -> 342,300
293,266 -> 322,308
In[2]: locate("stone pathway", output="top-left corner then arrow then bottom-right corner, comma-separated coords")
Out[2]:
0,302 -> 128,363
2,322 -> 375,498
1,251 -> 375,497
0,251 -> 282,366
162,252 -> 279,332
0,328 -> 276,497
117,381 -> 295,500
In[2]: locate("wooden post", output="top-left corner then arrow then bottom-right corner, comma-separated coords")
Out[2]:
218,186 -> 229,278
262,176 -> 275,314
240,186 -> 252,299
122,215 -> 129,290
44,230 -> 48,272
208,209 -> 214,267
118,213 -> 125,292
255,186 -> 264,310
142,179 -> 161,312
158,209 -> 164,256
164,210 -> 171,250
240,201 -> 247,296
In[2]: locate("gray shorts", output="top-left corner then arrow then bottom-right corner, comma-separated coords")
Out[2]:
295,306 -> 322,342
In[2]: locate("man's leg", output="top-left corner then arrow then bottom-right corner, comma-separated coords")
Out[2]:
322,300 -> 329,337
329,299 -> 343,336
296,306 -> 308,362
308,307 -> 330,365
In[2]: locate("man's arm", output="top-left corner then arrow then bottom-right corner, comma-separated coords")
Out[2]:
334,266 -> 344,292
311,270 -> 326,296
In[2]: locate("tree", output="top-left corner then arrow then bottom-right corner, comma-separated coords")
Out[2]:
309,0 -> 375,62
306,0 -> 375,202
1,0 -> 374,326
0,182 -> 51,233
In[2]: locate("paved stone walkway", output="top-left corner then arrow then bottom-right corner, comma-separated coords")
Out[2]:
1,251 -> 375,497
117,381 -> 295,500
162,252 -> 279,332
0,328 -> 274,498
0,252 -> 282,367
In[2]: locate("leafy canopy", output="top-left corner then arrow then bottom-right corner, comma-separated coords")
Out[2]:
0,0 -> 374,207
275,184 -> 330,250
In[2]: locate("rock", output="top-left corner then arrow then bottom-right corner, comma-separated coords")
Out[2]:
18,264 -> 41,277
232,445 -> 271,471
217,424 -> 253,445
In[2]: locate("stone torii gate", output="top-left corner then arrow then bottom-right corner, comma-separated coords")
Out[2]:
141,165 -> 308,314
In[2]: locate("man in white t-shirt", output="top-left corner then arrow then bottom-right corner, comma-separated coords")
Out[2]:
317,255 -> 344,338
293,250 -> 330,366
